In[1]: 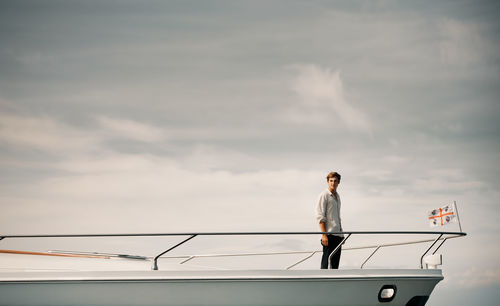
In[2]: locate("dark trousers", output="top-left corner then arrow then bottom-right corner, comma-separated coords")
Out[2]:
321,235 -> 343,269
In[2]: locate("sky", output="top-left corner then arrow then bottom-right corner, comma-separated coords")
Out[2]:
0,0 -> 499,305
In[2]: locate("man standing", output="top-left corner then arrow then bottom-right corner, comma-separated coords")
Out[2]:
316,171 -> 343,269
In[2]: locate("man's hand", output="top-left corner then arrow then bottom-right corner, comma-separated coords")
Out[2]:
319,222 -> 328,246
321,234 -> 328,246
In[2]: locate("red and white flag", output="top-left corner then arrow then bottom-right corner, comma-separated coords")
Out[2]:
428,204 -> 457,227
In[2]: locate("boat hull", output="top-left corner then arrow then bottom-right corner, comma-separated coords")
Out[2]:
0,269 -> 442,306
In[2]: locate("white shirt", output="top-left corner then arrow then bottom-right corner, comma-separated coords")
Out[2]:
316,189 -> 343,237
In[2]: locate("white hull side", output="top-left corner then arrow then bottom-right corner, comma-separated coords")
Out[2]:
0,269 -> 442,306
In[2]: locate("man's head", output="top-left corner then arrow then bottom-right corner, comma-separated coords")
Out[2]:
326,171 -> 341,192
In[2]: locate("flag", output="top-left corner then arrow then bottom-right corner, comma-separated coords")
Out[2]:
428,204 -> 457,227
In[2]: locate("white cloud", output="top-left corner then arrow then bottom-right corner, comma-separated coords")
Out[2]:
1,151 -> 322,233
96,116 -> 166,142
287,64 -> 371,132
0,113 -> 96,153
0,112 -> 169,159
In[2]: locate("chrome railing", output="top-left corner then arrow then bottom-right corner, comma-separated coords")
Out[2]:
0,231 -> 466,271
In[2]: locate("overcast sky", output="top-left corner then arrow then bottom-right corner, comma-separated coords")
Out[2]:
1,1 -> 499,305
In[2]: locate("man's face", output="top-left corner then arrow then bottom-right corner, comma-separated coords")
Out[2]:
328,177 -> 340,192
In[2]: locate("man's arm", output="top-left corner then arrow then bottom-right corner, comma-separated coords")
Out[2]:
319,222 -> 328,246
316,193 -> 329,246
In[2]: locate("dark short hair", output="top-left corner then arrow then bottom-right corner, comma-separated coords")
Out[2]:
326,171 -> 341,182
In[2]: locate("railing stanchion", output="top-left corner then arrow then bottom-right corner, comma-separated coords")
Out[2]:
328,233 -> 351,269
361,246 -> 381,269
152,235 -> 197,270
432,238 -> 449,255
286,251 -> 319,270
420,234 -> 443,269
179,256 -> 195,264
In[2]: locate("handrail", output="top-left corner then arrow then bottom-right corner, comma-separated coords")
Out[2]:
343,234 -> 463,250
0,231 -> 466,271
0,231 -> 466,239
153,234 -> 464,269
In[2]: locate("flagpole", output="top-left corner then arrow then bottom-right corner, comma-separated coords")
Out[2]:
453,201 -> 463,232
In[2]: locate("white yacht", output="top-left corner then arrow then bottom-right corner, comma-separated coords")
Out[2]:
0,231 -> 465,306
